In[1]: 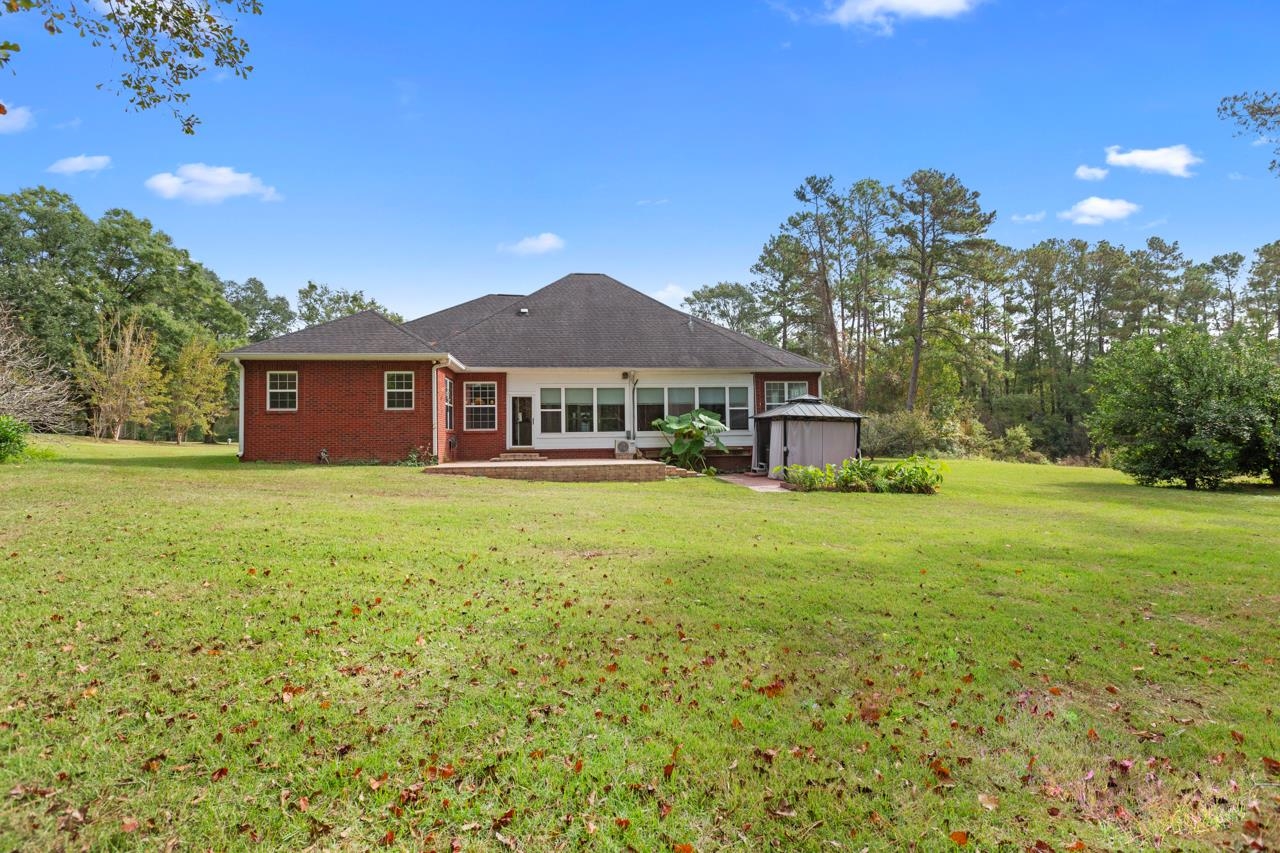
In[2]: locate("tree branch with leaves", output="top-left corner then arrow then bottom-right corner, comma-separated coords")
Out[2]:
0,0 -> 262,133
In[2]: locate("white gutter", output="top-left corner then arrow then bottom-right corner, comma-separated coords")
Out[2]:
224,352 -> 464,370
234,358 -> 245,458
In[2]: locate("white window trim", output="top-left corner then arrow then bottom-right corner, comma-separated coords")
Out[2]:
266,370 -> 298,412
536,386 -> 627,436
764,380 -> 809,410
384,370 -> 415,411
444,377 -> 455,430
463,381 -> 498,432
636,384 -> 751,432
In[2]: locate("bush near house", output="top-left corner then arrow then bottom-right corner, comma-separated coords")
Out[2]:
778,454 -> 944,494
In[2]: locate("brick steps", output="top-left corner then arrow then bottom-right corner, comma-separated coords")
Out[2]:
663,465 -> 701,478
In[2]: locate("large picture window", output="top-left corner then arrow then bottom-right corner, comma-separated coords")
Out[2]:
765,380 -> 809,409
444,377 -> 454,429
385,371 -> 414,410
464,382 -> 497,430
266,371 -> 297,411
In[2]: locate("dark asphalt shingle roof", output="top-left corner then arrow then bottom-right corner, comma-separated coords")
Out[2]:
226,310 -> 436,356
426,273 -> 826,370
401,293 -> 523,345
228,274 -> 826,371
753,395 -> 863,420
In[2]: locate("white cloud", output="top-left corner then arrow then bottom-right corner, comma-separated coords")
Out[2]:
636,198 -> 669,207
1074,164 -> 1108,181
144,163 -> 281,203
499,232 -> 565,256
55,117 -> 83,131
652,283 -> 690,307
1010,211 -> 1046,223
1228,171 -> 1246,181
1104,144 -> 1202,177
1251,136 -> 1272,147
826,0 -> 981,33
48,154 -> 112,175
1057,196 -> 1140,226
0,105 -> 35,134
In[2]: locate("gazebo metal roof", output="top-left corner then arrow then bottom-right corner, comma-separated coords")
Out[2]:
751,395 -> 864,421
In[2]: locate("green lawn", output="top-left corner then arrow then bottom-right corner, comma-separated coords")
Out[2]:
1,438 -> 1277,851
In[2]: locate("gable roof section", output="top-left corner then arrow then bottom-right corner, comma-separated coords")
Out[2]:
401,293 -> 524,345
429,273 -> 826,370
226,310 -> 439,357
753,395 -> 863,421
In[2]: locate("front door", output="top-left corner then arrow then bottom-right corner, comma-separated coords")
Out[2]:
510,396 -> 533,447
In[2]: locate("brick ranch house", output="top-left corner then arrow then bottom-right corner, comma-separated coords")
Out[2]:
225,273 -> 825,470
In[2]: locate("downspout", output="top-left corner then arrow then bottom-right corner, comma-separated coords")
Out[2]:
628,371 -> 639,439
431,361 -> 440,462
235,358 -> 245,459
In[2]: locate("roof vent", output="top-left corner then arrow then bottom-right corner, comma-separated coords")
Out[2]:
517,307 -> 530,316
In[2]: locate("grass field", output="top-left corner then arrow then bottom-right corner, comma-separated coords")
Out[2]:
1,438 -> 1278,851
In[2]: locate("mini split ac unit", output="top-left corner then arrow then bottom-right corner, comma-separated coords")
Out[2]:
614,439 -> 637,458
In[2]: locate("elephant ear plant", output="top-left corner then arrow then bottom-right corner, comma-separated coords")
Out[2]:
652,409 -> 728,473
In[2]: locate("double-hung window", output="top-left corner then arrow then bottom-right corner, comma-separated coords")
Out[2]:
540,388 -> 562,433
444,378 -> 455,429
727,386 -> 749,429
385,371 -> 414,410
764,380 -> 809,409
636,387 -> 665,431
464,382 -> 497,430
564,388 -> 594,433
596,388 -> 625,432
266,371 -> 297,411
667,387 -> 695,417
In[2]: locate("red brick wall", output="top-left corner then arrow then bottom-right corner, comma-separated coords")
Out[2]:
753,373 -> 821,413
241,360 -> 435,463
437,366 -> 457,462
451,372 -> 507,461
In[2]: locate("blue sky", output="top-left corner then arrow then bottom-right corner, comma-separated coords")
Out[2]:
2,0 -> 1277,319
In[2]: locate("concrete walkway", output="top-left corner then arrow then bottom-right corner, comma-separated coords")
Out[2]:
717,472 -> 790,492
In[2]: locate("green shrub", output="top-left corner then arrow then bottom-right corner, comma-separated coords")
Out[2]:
778,455 -> 942,494
0,415 -> 31,463
883,455 -> 945,494
997,424 -> 1033,461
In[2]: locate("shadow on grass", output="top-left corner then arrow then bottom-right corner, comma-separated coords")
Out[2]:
1048,478 -> 1280,508
51,453 -> 246,471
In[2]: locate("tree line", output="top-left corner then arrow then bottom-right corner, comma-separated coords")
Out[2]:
0,186 -> 397,442
684,172 -> 1280,459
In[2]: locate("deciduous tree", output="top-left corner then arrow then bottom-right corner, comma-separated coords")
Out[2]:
168,336 -> 229,444
74,315 -> 167,440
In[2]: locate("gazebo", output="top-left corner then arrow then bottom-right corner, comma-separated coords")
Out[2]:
752,395 -> 864,479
